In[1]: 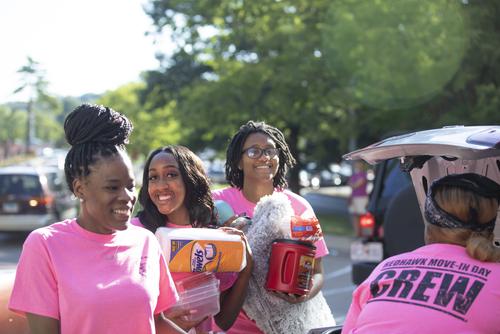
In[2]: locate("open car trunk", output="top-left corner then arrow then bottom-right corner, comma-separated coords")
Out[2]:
343,125 -> 500,247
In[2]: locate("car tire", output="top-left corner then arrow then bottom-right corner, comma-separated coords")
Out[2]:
351,262 -> 377,285
383,184 -> 425,257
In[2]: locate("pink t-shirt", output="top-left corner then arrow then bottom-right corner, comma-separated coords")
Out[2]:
342,243 -> 500,334
131,217 -> 238,332
9,219 -> 178,334
211,187 -> 330,334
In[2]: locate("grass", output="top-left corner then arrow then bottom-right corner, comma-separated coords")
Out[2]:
317,213 -> 353,237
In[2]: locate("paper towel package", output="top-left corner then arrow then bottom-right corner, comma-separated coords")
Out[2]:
155,227 -> 247,272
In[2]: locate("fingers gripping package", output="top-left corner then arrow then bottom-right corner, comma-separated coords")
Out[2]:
155,227 -> 247,272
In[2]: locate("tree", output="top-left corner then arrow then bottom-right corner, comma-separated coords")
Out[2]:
144,0 -> 349,191
143,0 -> 500,191
14,57 -> 58,153
0,106 -> 26,159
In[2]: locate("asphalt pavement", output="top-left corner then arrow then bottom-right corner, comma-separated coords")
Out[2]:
300,186 -> 353,252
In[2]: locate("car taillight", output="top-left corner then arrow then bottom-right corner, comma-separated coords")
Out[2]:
358,212 -> 375,237
29,196 -> 54,208
27,196 -> 54,214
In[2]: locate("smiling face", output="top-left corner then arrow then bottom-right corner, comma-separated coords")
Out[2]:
147,151 -> 189,224
240,132 -> 280,186
74,150 -> 137,234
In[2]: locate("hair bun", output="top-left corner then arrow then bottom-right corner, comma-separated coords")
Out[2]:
64,103 -> 133,147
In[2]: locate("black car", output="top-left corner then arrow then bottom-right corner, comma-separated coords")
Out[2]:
348,158 -> 425,284
344,125 -> 500,285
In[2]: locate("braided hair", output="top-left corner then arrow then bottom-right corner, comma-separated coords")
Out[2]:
225,121 -> 296,189
137,145 -> 217,233
64,103 -> 133,193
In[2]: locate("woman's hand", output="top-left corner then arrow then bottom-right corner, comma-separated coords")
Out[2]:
269,290 -> 308,304
220,226 -> 253,268
269,257 -> 324,304
163,306 -> 207,332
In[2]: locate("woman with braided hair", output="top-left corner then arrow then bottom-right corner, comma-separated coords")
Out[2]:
9,104 -> 186,334
342,173 -> 500,334
212,121 -> 330,333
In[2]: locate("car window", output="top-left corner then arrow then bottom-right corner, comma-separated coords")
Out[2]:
380,159 -> 411,200
0,174 -> 43,197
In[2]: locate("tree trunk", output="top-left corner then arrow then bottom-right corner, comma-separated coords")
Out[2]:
287,124 -> 301,194
26,99 -> 34,154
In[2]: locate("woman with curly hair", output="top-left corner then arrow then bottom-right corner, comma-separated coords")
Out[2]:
133,145 -> 253,333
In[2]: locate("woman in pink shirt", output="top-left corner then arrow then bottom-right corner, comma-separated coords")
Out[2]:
132,145 -> 253,333
8,104 -> 185,333
212,121 -> 330,333
342,173 -> 500,334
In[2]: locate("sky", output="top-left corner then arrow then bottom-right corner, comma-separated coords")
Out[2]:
0,0 -> 172,103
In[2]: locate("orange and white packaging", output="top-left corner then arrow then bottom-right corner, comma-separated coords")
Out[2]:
287,216 -> 323,241
155,227 -> 247,273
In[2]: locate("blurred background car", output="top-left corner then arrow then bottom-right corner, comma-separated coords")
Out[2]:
305,162 -> 353,188
0,164 -> 77,232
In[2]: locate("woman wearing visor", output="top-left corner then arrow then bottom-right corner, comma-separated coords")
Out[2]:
342,173 -> 500,334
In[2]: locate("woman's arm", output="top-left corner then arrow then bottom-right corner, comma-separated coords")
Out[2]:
214,228 -> 254,330
26,313 -> 59,334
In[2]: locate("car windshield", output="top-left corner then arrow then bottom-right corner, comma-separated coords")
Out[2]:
0,174 -> 43,197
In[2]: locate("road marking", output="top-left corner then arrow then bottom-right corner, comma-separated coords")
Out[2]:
322,285 -> 356,297
324,265 -> 351,280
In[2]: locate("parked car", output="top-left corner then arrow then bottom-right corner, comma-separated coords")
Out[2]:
343,125 -> 500,285
306,125 -> 500,333
0,165 -> 78,232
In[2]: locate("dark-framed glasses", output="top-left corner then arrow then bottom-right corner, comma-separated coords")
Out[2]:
242,147 -> 279,159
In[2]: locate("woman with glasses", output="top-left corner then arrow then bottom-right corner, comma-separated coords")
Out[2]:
212,120 -> 329,334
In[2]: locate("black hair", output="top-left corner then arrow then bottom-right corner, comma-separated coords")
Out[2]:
64,103 -> 133,193
137,145 -> 216,233
225,120 -> 296,189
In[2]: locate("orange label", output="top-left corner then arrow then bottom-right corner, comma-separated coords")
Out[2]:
297,255 -> 315,290
290,216 -> 323,241
168,239 -> 245,272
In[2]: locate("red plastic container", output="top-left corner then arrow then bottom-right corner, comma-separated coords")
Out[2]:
265,239 -> 316,296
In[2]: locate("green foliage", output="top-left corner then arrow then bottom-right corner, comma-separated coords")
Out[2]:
13,56 -> 61,152
98,83 -> 181,160
139,0 -> 500,191
321,0 -> 467,110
